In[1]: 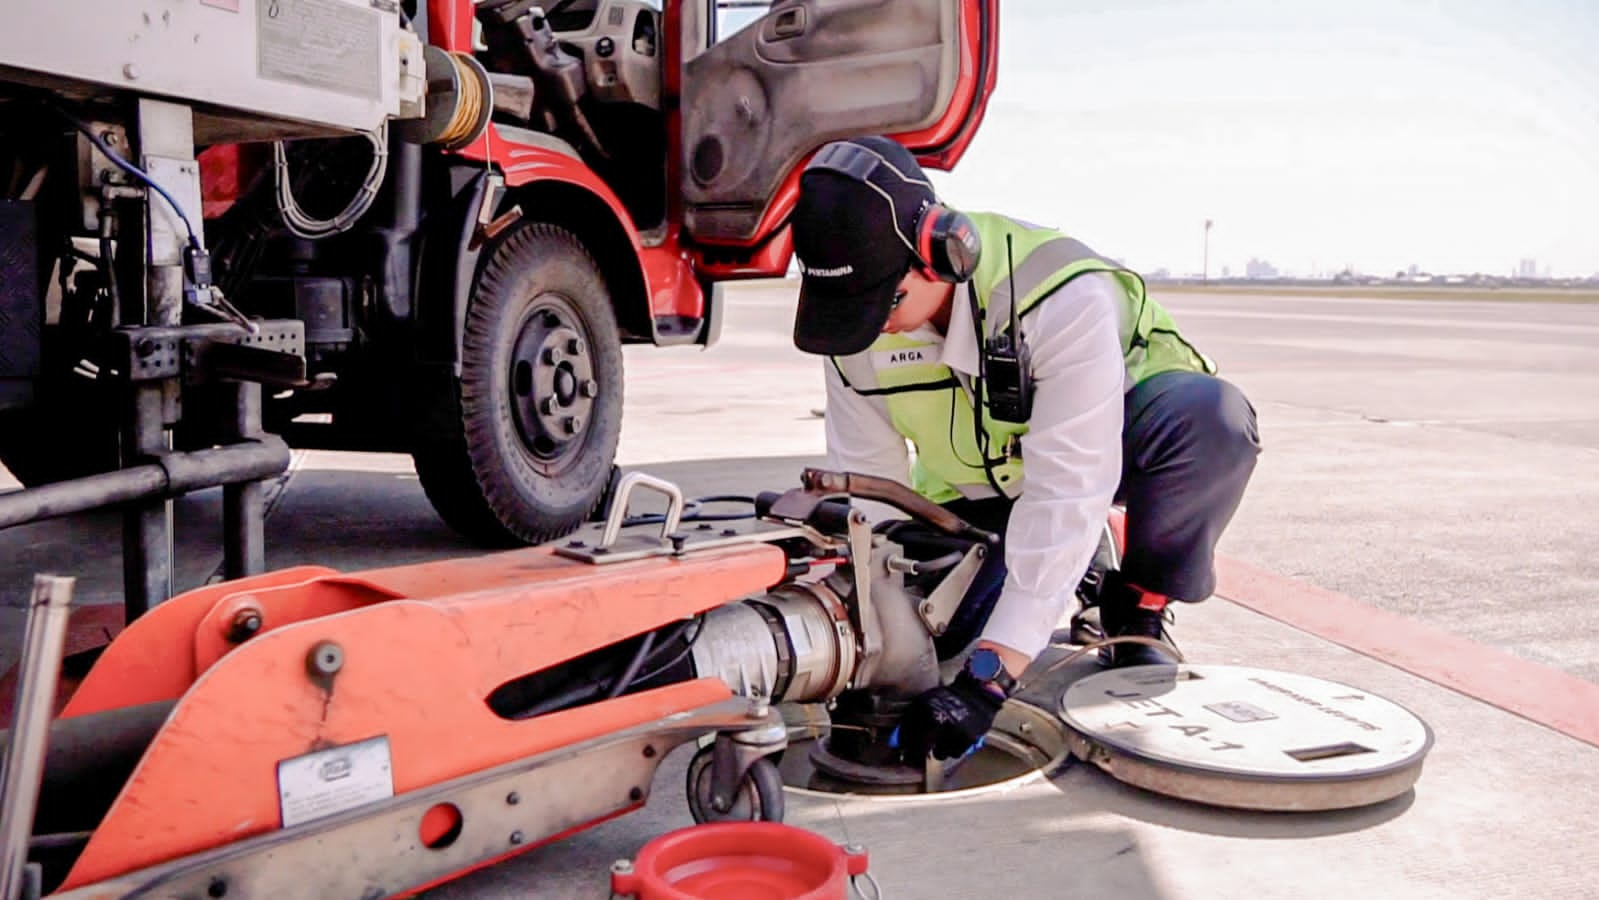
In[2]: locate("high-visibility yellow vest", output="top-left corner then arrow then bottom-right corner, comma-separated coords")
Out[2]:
829,212 -> 1215,503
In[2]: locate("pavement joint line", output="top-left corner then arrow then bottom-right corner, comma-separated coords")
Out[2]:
202,448 -> 307,585
261,448 -> 308,521
1215,554 -> 1599,749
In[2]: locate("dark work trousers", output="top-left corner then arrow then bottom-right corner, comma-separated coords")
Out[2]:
933,371 -> 1261,659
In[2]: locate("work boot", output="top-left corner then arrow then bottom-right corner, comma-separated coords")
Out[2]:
1095,573 -> 1180,668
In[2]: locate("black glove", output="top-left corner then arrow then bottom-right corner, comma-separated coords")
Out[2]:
897,674 -> 1005,762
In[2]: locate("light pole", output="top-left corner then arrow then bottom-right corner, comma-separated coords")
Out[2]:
1202,219 -> 1213,282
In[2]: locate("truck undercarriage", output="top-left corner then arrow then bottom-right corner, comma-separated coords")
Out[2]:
0,0 -> 715,617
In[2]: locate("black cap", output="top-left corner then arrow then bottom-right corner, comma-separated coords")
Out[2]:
791,136 -> 937,356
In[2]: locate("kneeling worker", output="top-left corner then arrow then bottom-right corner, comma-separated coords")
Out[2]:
788,136 -> 1261,763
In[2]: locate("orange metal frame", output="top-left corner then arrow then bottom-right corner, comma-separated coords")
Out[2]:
53,542 -> 786,890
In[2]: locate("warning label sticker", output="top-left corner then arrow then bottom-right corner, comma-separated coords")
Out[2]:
258,0 -> 381,100
277,735 -> 394,828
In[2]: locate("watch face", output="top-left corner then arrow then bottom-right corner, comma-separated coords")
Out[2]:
968,649 -> 1003,681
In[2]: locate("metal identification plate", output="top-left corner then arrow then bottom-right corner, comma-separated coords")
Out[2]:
277,736 -> 394,828
258,0 -> 382,100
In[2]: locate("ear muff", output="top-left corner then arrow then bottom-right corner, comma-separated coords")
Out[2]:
804,139 -> 982,282
917,204 -> 982,283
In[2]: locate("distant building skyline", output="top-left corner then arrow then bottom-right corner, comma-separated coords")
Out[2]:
1245,258 -> 1280,279
929,0 -> 1598,279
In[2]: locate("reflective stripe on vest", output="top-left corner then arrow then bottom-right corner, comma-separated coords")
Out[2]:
830,212 -> 1214,504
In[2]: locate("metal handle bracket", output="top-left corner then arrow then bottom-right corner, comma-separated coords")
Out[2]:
598,472 -> 686,549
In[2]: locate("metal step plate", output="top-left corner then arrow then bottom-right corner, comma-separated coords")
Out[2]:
1059,665 -> 1433,811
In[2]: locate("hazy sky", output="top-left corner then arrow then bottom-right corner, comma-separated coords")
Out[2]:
926,0 -> 1599,278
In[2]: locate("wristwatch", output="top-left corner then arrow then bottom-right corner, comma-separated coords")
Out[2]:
962,647 -> 1017,698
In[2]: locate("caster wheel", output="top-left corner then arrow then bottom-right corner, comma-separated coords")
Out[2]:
685,745 -> 785,824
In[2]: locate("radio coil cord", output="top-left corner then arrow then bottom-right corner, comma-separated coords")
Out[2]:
967,284 -> 1008,500
967,233 -> 1028,499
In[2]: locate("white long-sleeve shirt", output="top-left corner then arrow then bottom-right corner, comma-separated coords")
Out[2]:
823,272 -> 1127,661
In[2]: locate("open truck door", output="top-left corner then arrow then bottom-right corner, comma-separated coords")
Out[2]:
677,0 -> 999,246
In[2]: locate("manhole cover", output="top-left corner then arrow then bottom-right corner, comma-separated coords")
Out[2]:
778,700 -> 1070,799
1060,665 -> 1433,811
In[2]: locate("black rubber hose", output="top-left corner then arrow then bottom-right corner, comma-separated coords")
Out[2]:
630,617 -> 705,686
621,495 -> 759,528
511,620 -> 695,718
805,499 -> 854,535
878,522 -> 979,557
0,700 -> 177,834
513,676 -> 607,719
606,630 -> 656,700
754,491 -> 783,519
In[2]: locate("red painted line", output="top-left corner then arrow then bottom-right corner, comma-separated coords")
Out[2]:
1216,556 -> 1599,749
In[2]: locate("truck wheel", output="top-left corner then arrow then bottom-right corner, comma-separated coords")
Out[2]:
413,222 -> 624,545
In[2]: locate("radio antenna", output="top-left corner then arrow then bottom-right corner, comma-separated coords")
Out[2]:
1006,233 -> 1019,340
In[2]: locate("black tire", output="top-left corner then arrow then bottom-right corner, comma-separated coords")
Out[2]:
686,746 -> 786,824
413,222 -> 624,546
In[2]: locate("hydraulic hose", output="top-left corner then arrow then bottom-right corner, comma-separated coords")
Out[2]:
800,469 -> 999,546
0,700 -> 177,835
606,631 -> 655,700
506,620 -> 697,719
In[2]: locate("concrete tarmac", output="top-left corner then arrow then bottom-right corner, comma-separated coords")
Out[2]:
3,282 -> 1598,898
623,283 -> 1599,683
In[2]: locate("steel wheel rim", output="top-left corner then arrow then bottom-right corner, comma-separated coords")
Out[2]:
507,291 -> 599,474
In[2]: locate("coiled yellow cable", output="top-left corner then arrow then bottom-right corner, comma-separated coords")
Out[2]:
435,52 -> 485,147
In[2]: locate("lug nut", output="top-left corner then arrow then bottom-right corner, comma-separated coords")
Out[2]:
539,397 -> 557,416
579,379 -> 599,398
545,347 -> 565,365
564,416 -> 583,434
567,337 -> 584,355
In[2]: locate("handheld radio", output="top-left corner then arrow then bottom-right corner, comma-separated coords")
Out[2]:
981,234 -> 1032,423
